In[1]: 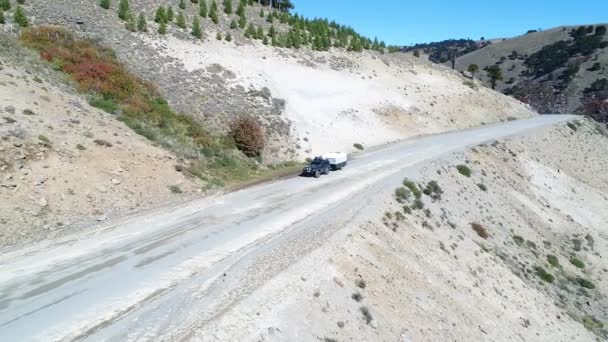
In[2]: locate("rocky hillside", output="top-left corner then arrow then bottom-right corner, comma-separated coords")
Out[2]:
0,35 -> 199,246
454,24 -> 608,120
0,0 -> 535,246
5,0 -> 533,160
203,119 -> 608,341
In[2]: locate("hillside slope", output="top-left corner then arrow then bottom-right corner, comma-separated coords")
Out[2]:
0,36 -> 199,246
17,0 -> 534,159
203,119 -> 608,341
454,24 -> 608,117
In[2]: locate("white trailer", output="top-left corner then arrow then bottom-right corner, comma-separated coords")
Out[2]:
322,152 -> 348,170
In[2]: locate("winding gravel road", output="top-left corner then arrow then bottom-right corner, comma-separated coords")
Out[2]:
0,115 -> 573,341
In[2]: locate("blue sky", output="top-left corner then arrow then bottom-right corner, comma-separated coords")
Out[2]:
293,0 -> 608,45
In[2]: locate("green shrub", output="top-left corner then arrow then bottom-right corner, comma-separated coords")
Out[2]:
353,143 -> 364,150
412,199 -> 424,210
402,206 -> 412,215
581,315 -> 604,334
14,6 -> 29,27
547,255 -> 560,267
576,278 -> 595,289
90,96 -> 119,114
76,144 -> 86,151
100,0 -> 111,10
394,187 -> 411,203
424,180 -> 443,200
535,267 -> 555,283
456,164 -> 471,177
38,135 -> 50,143
169,185 -> 183,194
512,235 -> 524,246
0,10 -> 4,25
477,183 -> 487,191
403,179 -> 422,199
569,257 -> 585,268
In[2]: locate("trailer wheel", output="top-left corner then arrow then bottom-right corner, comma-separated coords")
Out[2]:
314,170 -> 321,178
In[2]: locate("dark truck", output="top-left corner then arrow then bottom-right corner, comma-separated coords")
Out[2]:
302,153 -> 348,178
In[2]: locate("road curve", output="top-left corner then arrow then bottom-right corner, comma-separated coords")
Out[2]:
0,115 -> 574,341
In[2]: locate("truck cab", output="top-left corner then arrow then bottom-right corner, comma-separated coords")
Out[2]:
302,157 -> 331,178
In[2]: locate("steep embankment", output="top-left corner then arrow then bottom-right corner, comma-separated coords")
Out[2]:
202,119 -> 608,341
23,0 -> 535,159
0,36 -> 198,246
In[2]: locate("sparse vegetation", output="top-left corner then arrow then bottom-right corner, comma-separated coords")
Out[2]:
512,235 -> 524,246
403,179 -> 422,199
456,164 -> 472,177
569,257 -> 585,269
93,139 -> 113,147
394,187 -> 411,203
355,278 -> 367,289
581,315 -> 604,335
360,306 -> 373,324
412,199 -> 424,210
546,255 -> 560,268
534,266 -> 555,283
471,223 -> 489,239
169,185 -> 183,194
21,27 -> 285,186
351,292 -> 363,302
422,180 -> 443,200
576,278 -> 595,289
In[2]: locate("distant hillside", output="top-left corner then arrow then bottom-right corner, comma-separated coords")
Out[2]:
454,24 -> 608,121
404,38 -> 490,64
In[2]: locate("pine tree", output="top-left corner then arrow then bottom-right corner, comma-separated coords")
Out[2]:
229,19 -> 237,29
222,0 -> 232,14
14,6 -> 28,27
216,32 -> 222,40
126,14 -> 137,31
155,6 -> 166,23
209,0 -> 218,24
225,32 -> 232,41
137,12 -> 147,32
266,12 -> 273,23
268,25 -> 276,37
118,0 -> 130,21
179,0 -> 186,10
262,36 -> 268,45
158,20 -> 167,34
246,23 -> 255,37
235,1 -> 244,16
0,11 -> 4,25
238,12 -> 246,28
176,12 -> 186,29
256,26 -> 264,40
0,0 -> 10,11
192,16 -> 202,38
190,0 -> 198,3
259,8 -> 264,18
166,7 -> 174,21
100,0 -> 111,10
199,0 -> 207,17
